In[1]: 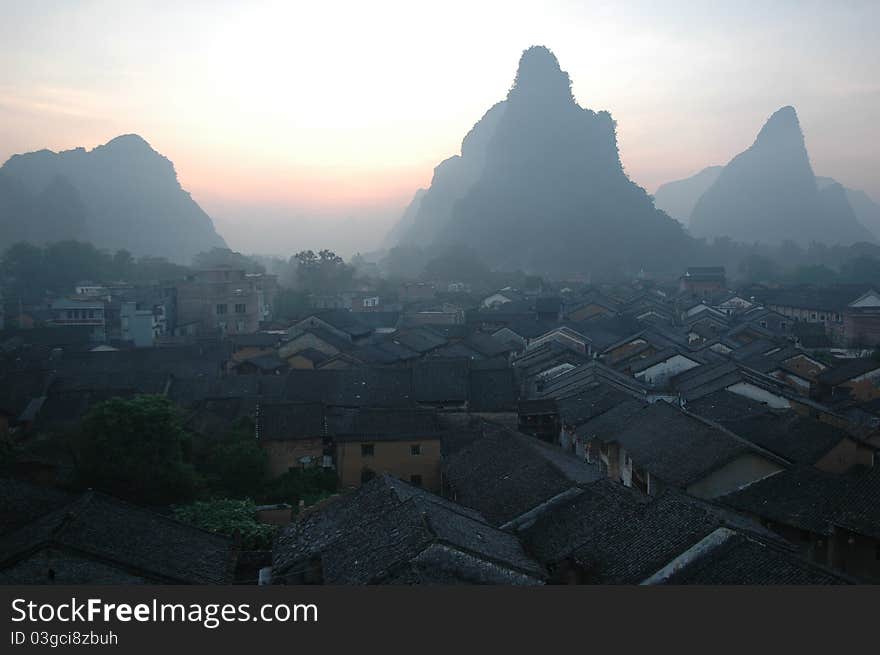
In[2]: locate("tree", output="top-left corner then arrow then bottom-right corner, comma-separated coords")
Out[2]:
111,249 -> 134,278
840,256 -> 880,285
788,265 -> 838,286
192,247 -> 265,273
73,395 -> 196,506
380,245 -> 426,279
274,288 -> 311,320
738,254 -> 779,283
292,249 -> 354,293
1,242 -> 45,301
262,468 -> 337,507
173,499 -> 276,550
201,419 -> 267,498
421,244 -> 491,284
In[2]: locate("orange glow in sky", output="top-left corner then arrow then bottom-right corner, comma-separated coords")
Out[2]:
2,0 -> 878,255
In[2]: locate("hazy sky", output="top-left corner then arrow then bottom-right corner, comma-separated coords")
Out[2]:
1,0 -> 878,257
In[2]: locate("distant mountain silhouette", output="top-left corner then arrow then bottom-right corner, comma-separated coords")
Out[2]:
653,166 -> 722,224
0,171 -> 89,246
384,188 -> 426,247
0,134 -> 226,262
393,101 -> 506,246
816,176 -> 880,241
389,46 -> 692,275
688,107 -> 874,246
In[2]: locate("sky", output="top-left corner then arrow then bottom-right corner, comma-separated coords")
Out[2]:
1,0 -> 878,257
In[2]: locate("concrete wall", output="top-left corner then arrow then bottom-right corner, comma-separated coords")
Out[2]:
336,438 -> 441,491
261,438 -> 324,478
686,454 -> 783,499
726,382 -> 791,409
815,438 -> 875,473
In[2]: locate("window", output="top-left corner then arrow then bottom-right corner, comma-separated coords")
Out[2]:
361,468 -> 376,484
811,312 -> 817,320
361,443 -> 374,456
781,321 -> 787,330
235,303 -> 246,314
410,444 -> 421,456
820,314 -> 826,321
410,474 -> 423,486
216,303 -> 227,315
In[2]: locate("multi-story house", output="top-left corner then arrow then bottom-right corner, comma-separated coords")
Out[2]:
46,298 -> 106,342
175,268 -> 264,336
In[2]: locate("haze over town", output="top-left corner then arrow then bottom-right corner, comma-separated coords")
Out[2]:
2,0 -> 879,256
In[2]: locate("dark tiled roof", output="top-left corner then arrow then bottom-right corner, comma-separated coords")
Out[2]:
229,332 -> 281,348
321,495 -> 543,584
834,467 -> 880,539
283,369 -> 414,407
817,358 -> 880,386
168,376 -> 262,405
54,343 -> 230,378
606,401 -> 767,488
491,318 -> 559,339
709,413 -> 850,465
442,424 -> 600,526
685,389 -> 775,422
33,389 -> 137,432
465,332 -> 515,358
234,352 -> 287,372
758,286 -> 869,312
574,399 -> 649,441
295,348 -> 331,364
0,492 -> 235,583
536,360 -> 645,400
521,483 -> 772,584
286,327 -> 353,353
556,383 -> 639,428
659,532 -> 849,585
331,408 -> 443,442
391,328 -> 447,354
628,348 -> 700,375
350,341 -> 418,365
468,367 -> 517,412
413,359 -> 469,403
184,396 -> 258,437
257,402 -> 325,441
428,342 -> 483,359
273,474 -> 542,585
719,467 -> 853,535
0,478 -> 75,535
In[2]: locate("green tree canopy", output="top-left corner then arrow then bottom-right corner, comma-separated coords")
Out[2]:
73,395 -> 196,506
200,419 -> 267,499
173,498 -> 276,550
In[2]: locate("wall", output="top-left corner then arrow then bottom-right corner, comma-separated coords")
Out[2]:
261,438 -> 324,478
176,269 -> 261,335
279,333 -> 341,360
841,369 -> 880,402
783,355 -> 826,381
569,304 -> 612,321
831,529 -> 880,582
336,438 -> 441,491
686,454 -> 783,499
815,438 -> 875,473
635,355 -> 699,387
726,382 -> 791,409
